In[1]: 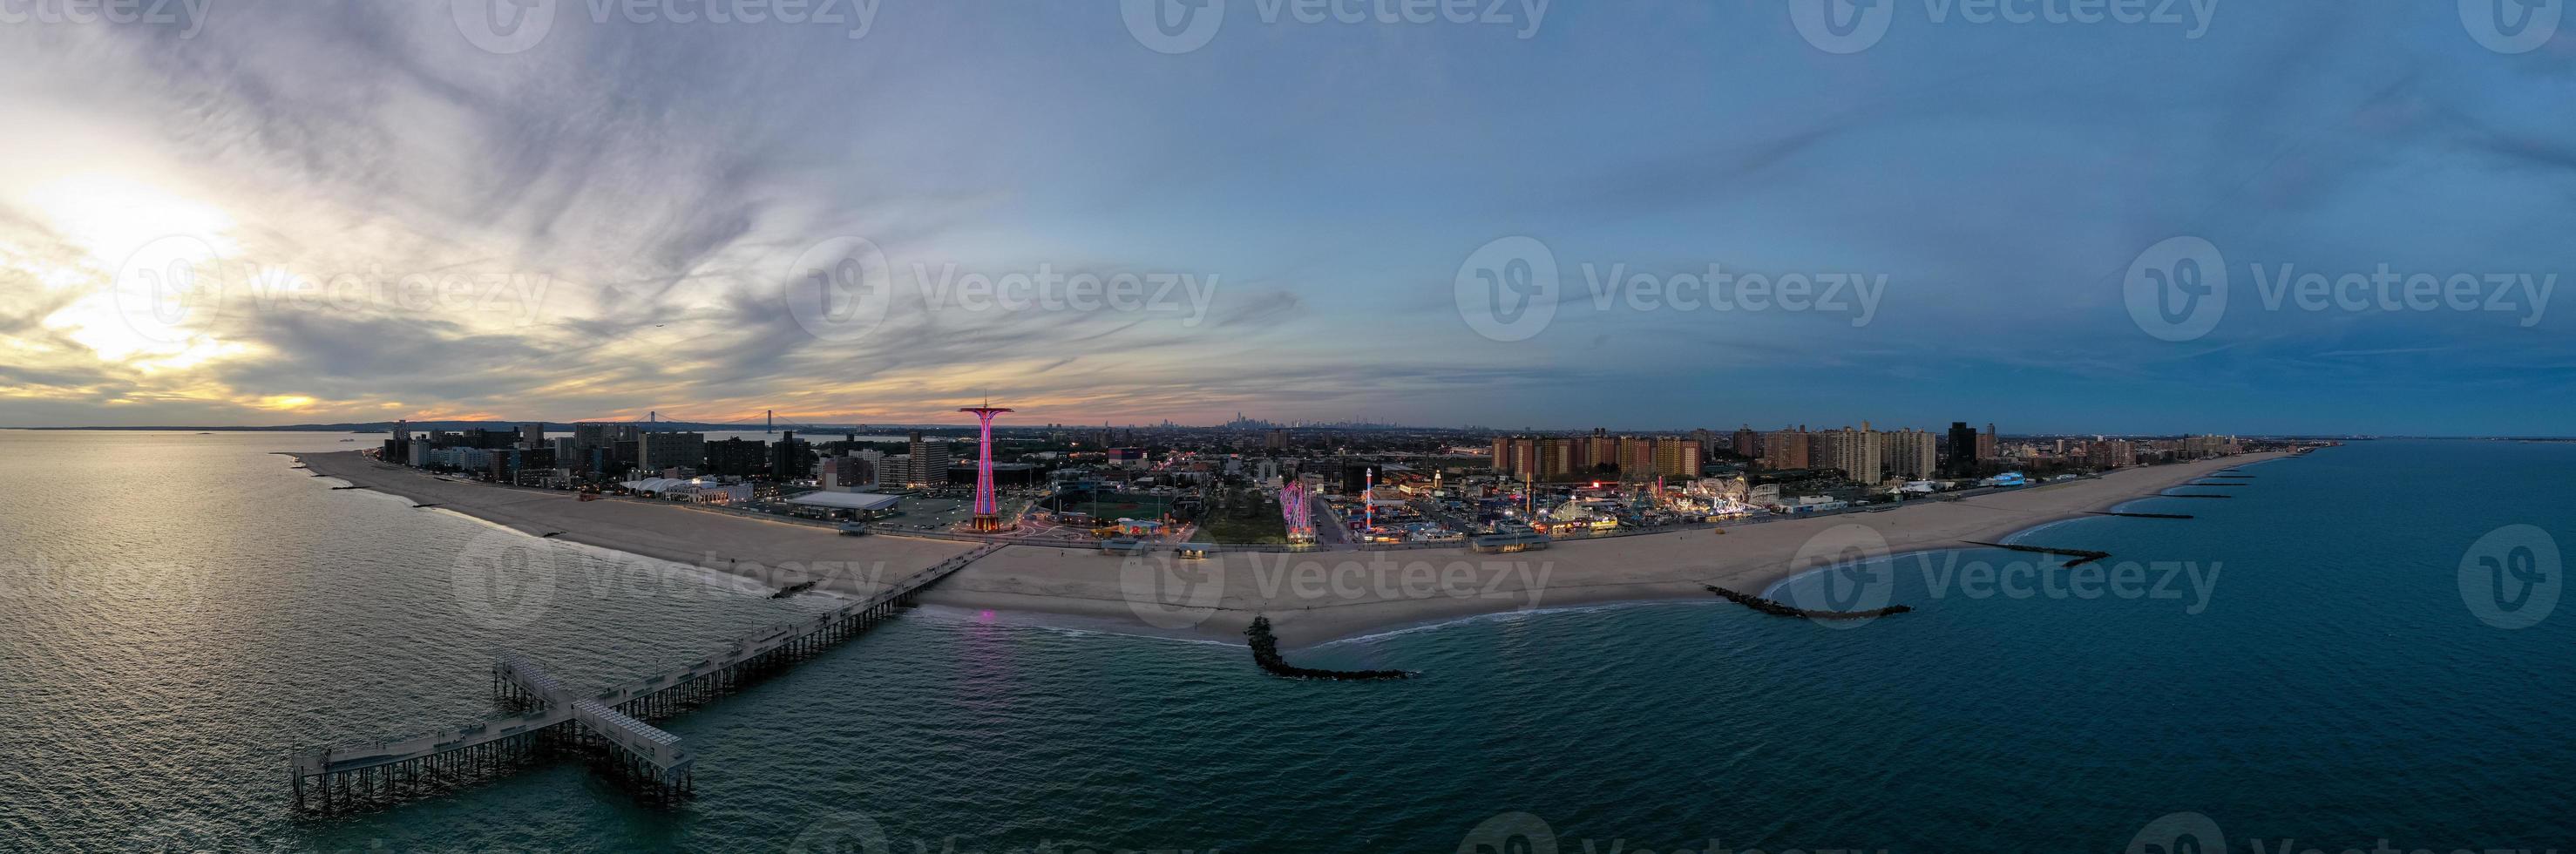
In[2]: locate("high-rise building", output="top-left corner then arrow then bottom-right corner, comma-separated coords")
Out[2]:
1538,437 -> 1576,478
1946,422 -> 1981,477
769,430 -> 810,482
519,423 -> 546,449
705,437 -> 768,477
1583,429 -> 1617,474
1653,437 -> 1702,478
1762,427 -> 1811,471
1813,426 -> 1882,483
1732,425 -> 1760,459
1882,428 -> 1940,481
819,454 -> 878,491
2089,438 -> 2137,469
1617,436 -> 1656,477
1977,423 -> 1999,461
1491,437 -> 1514,473
905,431 -> 952,487
638,431 -> 706,474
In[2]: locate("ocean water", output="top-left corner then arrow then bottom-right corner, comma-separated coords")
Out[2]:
2,432 -> 2571,852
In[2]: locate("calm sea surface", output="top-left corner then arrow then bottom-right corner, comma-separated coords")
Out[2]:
2,432 -> 2571,851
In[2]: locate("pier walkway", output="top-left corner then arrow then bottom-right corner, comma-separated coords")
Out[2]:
289,542 -> 1004,813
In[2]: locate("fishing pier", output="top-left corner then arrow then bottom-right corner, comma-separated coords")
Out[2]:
288,542 -> 1003,813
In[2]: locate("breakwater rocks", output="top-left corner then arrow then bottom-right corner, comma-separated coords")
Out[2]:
2087,511 -> 2193,519
1703,585 -> 1911,620
1244,616 -> 1414,681
1963,541 -> 2112,567
769,580 -> 817,599
329,485 -> 365,491
2159,493 -> 2232,498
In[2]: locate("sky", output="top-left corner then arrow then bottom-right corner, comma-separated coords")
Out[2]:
0,1 -> 2569,434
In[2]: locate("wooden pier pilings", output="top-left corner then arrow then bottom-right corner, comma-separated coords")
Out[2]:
290,542 -> 1004,814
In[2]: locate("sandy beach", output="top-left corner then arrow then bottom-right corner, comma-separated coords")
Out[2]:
298,451 -> 2284,645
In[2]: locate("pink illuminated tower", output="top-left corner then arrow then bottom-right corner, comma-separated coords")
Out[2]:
959,401 -> 1013,532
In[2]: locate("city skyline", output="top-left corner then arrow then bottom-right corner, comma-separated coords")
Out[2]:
4,3 -> 2570,434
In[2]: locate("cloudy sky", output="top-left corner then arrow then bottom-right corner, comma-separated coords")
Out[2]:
1,1 -> 2569,433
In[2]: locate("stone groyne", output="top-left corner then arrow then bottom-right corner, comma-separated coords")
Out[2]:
1703,585 -> 1912,620
1244,616 -> 1413,681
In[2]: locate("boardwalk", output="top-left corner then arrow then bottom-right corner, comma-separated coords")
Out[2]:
289,543 -> 1004,813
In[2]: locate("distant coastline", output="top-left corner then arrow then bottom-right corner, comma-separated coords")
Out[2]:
295,449 -> 2291,645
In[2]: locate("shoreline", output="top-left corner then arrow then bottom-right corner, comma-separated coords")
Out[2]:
295,450 -> 2291,647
